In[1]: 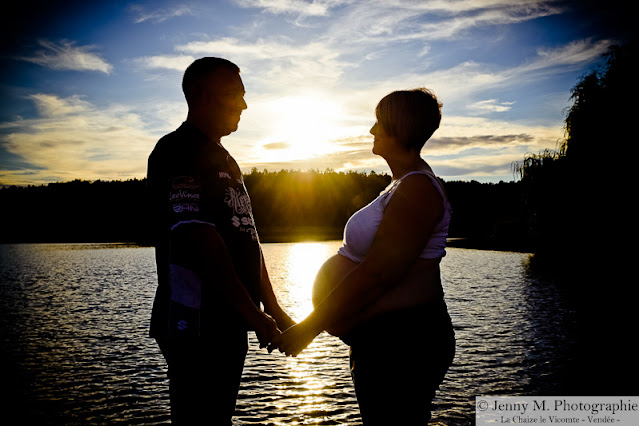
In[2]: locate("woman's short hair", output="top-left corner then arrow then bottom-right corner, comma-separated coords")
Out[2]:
376,88 -> 442,151
182,57 -> 240,106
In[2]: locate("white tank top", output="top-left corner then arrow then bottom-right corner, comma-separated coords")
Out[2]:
338,170 -> 451,262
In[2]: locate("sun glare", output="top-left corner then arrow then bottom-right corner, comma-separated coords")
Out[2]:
285,242 -> 334,320
258,94 -> 346,162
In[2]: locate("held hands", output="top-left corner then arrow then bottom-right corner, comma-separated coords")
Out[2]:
254,310 -> 322,357
269,321 -> 322,357
256,303 -> 296,351
253,310 -> 301,352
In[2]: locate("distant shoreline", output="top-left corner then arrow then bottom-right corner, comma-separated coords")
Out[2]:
260,228 -> 533,253
444,237 -> 534,253
1,233 -> 533,254
258,226 -> 342,243
1,176 -> 532,253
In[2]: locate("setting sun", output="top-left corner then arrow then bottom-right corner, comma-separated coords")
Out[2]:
256,94 -> 346,162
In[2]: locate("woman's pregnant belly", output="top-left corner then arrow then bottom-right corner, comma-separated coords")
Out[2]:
312,254 -> 359,336
311,254 -> 443,337
312,254 -> 358,307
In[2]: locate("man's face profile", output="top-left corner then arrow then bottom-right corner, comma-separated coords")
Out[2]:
201,69 -> 247,138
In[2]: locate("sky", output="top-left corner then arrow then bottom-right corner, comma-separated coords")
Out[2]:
0,0 -> 634,186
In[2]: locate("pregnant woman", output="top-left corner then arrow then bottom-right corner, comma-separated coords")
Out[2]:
271,88 -> 455,425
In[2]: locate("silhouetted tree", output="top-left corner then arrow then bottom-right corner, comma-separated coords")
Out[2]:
516,41 -> 636,395
516,41 -> 636,276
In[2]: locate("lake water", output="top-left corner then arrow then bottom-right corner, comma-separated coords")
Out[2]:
0,242 -> 577,425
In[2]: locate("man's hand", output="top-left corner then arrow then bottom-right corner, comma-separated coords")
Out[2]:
253,312 -> 281,350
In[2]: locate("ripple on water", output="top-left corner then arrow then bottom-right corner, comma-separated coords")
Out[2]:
0,243 -> 576,425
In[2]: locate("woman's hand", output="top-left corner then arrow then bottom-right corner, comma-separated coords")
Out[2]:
269,321 -> 322,357
271,308 -> 296,332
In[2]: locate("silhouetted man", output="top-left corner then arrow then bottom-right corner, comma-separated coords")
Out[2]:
147,57 -> 294,425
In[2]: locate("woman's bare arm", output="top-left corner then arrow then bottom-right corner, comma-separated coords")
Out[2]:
271,174 -> 443,356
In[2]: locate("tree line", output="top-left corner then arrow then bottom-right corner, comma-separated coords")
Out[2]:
0,170 -> 529,249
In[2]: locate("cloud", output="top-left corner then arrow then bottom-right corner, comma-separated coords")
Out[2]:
234,0 -> 343,17
323,0 -> 563,44
431,154 -> 522,179
126,29 -> 596,181
129,4 -> 193,23
510,37 -> 608,77
135,54 -> 195,72
0,94 -> 156,186
19,40 -> 113,74
364,37 -> 612,111
178,37 -> 312,60
434,115 -> 562,146
240,121 -> 560,179
263,142 -> 291,150
122,3 -> 608,183
28,93 -> 93,118
133,4 -> 609,103
469,99 -> 515,113
414,2 -> 562,40
139,36 -> 350,91
429,134 -> 535,151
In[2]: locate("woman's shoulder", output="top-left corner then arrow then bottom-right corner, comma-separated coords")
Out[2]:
397,171 -> 439,192
390,172 -> 445,213
401,170 -> 447,199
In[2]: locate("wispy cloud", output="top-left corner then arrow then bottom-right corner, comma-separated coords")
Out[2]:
19,40 -> 113,74
129,4 -> 193,23
366,37 -> 612,109
322,0 -> 563,44
139,36 -> 350,91
135,54 -> 196,72
134,3 -> 607,100
234,0 -> 344,17
263,142 -> 291,150
0,94 -> 155,186
469,99 -> 515,113
518,38 -> 613,73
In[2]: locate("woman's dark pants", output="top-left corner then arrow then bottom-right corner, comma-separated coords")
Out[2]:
346,300 -> 455,425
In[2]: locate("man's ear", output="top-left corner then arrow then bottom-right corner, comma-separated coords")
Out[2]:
189,81 -> 212,107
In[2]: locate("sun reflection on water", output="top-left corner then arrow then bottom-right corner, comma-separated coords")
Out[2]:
283,242 -> 335,321
264,242 -> 353,421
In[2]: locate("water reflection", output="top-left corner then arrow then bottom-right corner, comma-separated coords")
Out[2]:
251,241 -> 358,424
0,242 -> 577,425
272,241 -> 337,321
0,244 -> 170,425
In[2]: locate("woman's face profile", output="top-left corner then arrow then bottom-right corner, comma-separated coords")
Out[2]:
370,120 -> 395,157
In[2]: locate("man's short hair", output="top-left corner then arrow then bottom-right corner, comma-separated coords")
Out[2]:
375,88 -> 442,151
182,57 -> 240,105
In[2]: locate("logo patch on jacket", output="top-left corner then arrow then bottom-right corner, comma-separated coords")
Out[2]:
169,176 -> 201,214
